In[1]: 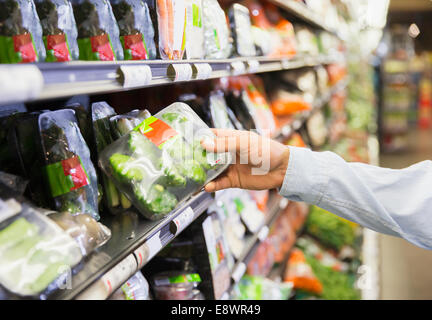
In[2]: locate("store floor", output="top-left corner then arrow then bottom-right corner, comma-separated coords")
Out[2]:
378,128 -> 432,300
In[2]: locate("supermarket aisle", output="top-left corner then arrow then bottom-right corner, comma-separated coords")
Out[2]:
379,128 -> 432,300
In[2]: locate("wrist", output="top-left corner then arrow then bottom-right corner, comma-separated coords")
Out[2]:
275,146 -> 290,189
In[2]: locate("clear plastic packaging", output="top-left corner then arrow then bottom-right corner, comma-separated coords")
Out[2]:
48,211 -> 111,256
202,0 -> 230,59
152,271 -> 201,300
228,4 -> 256,57
207,91 -> 236,129
156,0 -> 187,60
0,0 -> 46,63
72,0 -> 124,61
99,102 -> 231,220
39,109 -> 99,220
109,271 -> 151,300
0,184 -> 82,297
184,0 -> 204,59
111,0 -> 157,60
35,0 -> 79,61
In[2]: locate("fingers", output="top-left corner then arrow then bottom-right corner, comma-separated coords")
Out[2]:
204,174 -> 233,192
201,135 -> 240,153
210,128 -> 246,137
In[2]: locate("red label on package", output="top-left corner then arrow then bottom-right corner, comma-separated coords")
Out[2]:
134,116 -> 178,148
61,156 -> 89,191
123,34 -> 148,60
46,34 -> 71,62
91,34 -> 115,61
13,34 -> 37,63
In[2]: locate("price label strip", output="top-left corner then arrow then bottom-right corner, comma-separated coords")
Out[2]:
230,61 -> 246,75
231,262 -> 246,283
101,254 -> 137,297
167,63 -> 193,82
257,225 -> 269,242
192,63 -> 212,80
117,65 -> 152,88
134,231 -> 163,268
246,60 -> 260,73
0,65 -> 44,104
170,206 -> 194,236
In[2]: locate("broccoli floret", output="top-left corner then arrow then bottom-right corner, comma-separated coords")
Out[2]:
109,153 -> 145,181
177,160 -> 207,185
134,183 -> 177,216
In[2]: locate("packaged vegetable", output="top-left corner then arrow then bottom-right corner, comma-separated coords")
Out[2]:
270,90 -> 311,116
184,0 -> 204,59
207,90 -> 236,129
152,271 -> 202,300
99,102 -> 231,220
72,0 -> 124,61
48,210 -> 110,256
202,0 -> 230,59
0,183 -> 82,297
284,248 -> 322,294
228,4 -> 256,57
111,0 -> 157,60
39,109 -> 99,220
109,271 -> 151,300
156,0 -> 187,60
234,275 -> 293,300
0,0 -> 46,63
35,0 -> 79,62
231,189 -> 265,233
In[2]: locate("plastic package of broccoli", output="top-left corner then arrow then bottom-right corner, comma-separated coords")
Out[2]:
39,109 -> 100,220
98,102 -> 231,220
72,0 -> 124,60
34,0 -> 79,61
0,0 -> 46,63
111,0 -> 157,60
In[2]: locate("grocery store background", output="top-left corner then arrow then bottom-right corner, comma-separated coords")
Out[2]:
2,0 -> 432,301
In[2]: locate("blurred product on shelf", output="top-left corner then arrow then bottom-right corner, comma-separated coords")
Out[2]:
109,272 -> 151,300
72,0 -> 124,61
151,271 -> 204,300
35,0 -> 79,62
185,0 -> 205,59
0,0 -> 46,63
285,132 -> 307,148
111,0 -> 157,60
229,3 -> 256,57
232,275 -> 293,300
202,0 -> 231,59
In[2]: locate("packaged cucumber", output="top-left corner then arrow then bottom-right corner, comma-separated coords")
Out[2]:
228,4 -> 256,57
98,102 -> 231,220
0,0 -> 46,63
34,0 -> 79,62
111,0 -> 157,60
0,182 -> 82,298
72,0 -> 124,61
202,0 -> 230,59
39,109 -> 99,220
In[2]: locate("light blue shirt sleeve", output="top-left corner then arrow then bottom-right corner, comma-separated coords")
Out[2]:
279,146 -> 432,250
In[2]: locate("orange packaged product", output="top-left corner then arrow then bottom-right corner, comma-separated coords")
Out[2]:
284,249 -> 322,294
271,213 -> 296,263
271,91 -> 311,116
285,132 -> 307,148
248,190 -> 269,212
247,238 -> 275,276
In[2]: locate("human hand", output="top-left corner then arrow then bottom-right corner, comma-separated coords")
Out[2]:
201,129 -> 290,192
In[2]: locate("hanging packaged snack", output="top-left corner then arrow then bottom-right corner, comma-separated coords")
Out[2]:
39,109 -> 99,220
34,0 -> 79,62
151,271 -> 202,300
109,271 -> 151,300
184,0 -> 204,59
91,102 -> 132,213
111,0 -> 157,60
0,0 -> 46,63
72,0 -> 124,61
98,102 -> 231,220
202,0 -> 230,59
228,4 -> 256,57
0,183 -> 83,298
156,0 -> 187,60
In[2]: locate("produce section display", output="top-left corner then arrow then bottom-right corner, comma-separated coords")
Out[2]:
0,0 -> 383,301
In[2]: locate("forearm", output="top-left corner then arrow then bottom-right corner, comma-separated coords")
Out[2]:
280,146 -> 432,249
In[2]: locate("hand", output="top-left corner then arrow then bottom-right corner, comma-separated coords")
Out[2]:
201,129 -> 290,192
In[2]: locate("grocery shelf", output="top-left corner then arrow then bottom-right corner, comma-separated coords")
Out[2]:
269,0 -> 345,40
0,54 -> 343,107
219,196 -> 289,299
49,191 -> 214,300
274,78 -> 349,141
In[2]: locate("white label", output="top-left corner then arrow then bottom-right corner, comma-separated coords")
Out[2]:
257,226 -> 269,242
192,63 -> 212,80
247,60 -> 260,73
133,231 -> 162,268
281,59 -> 291,69
0,65 -> 43,104
231,61 -> 246,75
231,262 -> 246,283
118,65 -> 152,88
279,198 -> 289,210
101,254 -> 137,296
168,63 -> 193,81
172,206 -> 194,235
0,199 -> 22,223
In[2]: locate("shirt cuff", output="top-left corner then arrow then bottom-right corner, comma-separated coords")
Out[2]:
279,146 -> 329,205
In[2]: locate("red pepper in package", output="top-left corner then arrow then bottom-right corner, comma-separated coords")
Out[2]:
270,91 -> 311,116
284,249 -> 322,294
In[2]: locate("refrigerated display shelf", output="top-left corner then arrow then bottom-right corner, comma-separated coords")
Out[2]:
0,54 -> 344,106
48,191 -> 214,300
